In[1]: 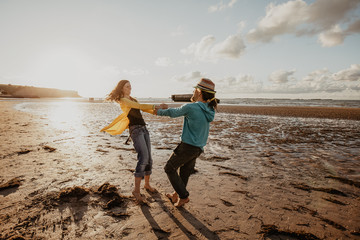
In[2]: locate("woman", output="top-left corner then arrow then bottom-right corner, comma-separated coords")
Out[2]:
101,80 -> 158,203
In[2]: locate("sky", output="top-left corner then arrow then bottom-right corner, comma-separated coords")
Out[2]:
1,0 -> 360,100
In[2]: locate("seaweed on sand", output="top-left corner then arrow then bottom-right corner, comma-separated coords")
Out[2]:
219,171 -> 248,180
0,177 -> 23,191
258,224 -> 320,240
325,176 -> 360,188
96,182 -> 129,209
290,183 -> 347,197
58,186 -> 89,201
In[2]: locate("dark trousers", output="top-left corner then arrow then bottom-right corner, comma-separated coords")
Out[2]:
164,142 -> 202,199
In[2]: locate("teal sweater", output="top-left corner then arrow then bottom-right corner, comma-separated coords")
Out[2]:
157,102 -> 215,149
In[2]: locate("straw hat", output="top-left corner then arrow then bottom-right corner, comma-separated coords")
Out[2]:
194,78 -> 216,94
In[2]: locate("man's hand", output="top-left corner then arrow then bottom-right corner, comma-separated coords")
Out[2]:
154,103 -> 168,115
160,103 -> 168,109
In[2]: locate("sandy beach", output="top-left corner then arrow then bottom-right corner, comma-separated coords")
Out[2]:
1,99 -> 360,240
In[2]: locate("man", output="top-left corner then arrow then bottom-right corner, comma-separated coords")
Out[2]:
156,78 -> 217,207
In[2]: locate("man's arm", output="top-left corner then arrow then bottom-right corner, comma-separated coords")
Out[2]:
157,104 -> 190,118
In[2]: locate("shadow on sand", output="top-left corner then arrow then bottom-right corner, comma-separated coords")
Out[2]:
141,192 -> 220,240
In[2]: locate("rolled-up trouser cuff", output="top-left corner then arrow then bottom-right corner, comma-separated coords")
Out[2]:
134,171 -> 152,178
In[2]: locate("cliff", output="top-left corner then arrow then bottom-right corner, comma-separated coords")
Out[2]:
0,84 -> 81,98
171,94 -> 193,102
171,94 -> 220,103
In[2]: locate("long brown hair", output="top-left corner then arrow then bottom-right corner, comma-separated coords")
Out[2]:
106,80 -> 135,102
201,90 -> 218,111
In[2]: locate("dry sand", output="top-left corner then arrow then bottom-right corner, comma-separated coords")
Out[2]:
1,100 -> 360,240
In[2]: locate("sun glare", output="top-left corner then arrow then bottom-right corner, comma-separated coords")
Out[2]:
28,47 -> 95,92
48,101 -> 83,132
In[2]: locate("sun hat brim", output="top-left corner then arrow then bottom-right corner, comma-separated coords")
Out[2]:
194,85 -> 216,93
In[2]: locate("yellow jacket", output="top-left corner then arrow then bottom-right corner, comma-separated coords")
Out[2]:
100,98 -> 155,135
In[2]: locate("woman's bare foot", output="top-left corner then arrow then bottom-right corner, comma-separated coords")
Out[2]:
132,191 -> 144,203
144,185 -> 157,193
166,192 -> 178,204
175,197 -> 189,207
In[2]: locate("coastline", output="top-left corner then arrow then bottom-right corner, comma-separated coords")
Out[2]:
217,105 -> 360,120
1,100 -> 359,239
3,97 -> 360,120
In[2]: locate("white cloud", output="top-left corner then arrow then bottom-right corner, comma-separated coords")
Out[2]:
229,0 -> 237,7
171,71 -> 205,82
181,34 -> 246,61
218,75 -> 253,86
212,35 -> 246,59
299,68 -> 331,92
303,68 -> 330,82
318,25 -> 345,47
181,35 -> 216,61
170,71 -> 207,93
170,64 -> 360,98
247,0 -> 360,46
317,20 -> 360,48
247,0 -> 307,43
347,19 -> 360,34
333,64 -> 360,81
208,0 -> 237,13
306,0 -> 359,30
216,74 -> 263,94
170,72 -> 259,95
269,69 -> 296,83
268,64 -> 360,94
237,74 -> 254,83
155,57 -> 173,67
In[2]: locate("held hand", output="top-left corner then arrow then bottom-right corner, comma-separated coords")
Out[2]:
154,103 -> 168,115
160,103 -> 168,109
155,104 -> 168,110
154,105 -> 161,115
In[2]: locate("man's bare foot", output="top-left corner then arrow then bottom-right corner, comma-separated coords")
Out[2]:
175,198 -> 189,207
144,185 -> 157,193
132,191 -> 144,203
166,192 -> 178,204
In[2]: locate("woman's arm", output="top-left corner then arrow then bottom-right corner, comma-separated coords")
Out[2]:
142,109 -> 155,115
120,98 -> 155,110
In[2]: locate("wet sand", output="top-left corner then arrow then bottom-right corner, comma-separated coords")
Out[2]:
1,100 -> 360,239
217,105 -> 360,120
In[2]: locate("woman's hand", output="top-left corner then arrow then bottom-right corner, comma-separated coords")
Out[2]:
154,103 -> 168,115
155,103 -> 168,110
